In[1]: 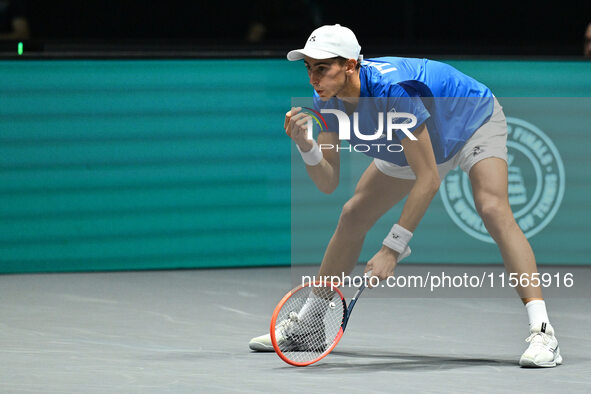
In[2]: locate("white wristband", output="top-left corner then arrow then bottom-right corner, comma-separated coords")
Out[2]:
383,224 -> 413,254
296,139 -> 323,166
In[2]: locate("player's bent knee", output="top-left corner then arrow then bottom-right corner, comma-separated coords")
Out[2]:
336,199 -> 373,237
476,197 -> 513,228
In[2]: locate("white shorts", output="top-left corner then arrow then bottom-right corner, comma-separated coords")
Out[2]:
374,96 -> 508,180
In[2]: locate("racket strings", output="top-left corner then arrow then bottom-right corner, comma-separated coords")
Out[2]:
274,284 -> 345,364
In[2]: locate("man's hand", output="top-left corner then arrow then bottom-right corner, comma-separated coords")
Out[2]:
285,107 -> 314,151
364,246 -> 399,285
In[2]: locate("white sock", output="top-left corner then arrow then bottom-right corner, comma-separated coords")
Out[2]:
525,300 -> 550,327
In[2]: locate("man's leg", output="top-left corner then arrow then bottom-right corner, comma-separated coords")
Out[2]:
248,162 -> 413,351
469,157 -> 542,302
318,162 -> 414,278
469,157 -> 561,367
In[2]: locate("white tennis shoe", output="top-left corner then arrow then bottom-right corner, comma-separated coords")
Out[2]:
248,332 -> 275,351
519,322 -> 562,367
249,312 -> 325,352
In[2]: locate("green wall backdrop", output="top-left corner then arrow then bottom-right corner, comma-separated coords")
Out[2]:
1,59 -> 590,273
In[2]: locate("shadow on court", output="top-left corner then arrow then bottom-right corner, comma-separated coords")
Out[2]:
287,350 -> 518,372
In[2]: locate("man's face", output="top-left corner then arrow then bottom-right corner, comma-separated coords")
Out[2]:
304,56 -> 347,100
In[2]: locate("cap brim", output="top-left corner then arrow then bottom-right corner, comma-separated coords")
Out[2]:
286,48 -> 339,61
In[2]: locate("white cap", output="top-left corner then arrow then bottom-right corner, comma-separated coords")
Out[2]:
287,24 -> 361,61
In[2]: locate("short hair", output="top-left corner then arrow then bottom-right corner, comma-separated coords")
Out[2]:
335,56 -> 362,70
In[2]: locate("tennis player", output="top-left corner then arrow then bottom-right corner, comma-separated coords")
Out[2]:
249,24 -> 562,368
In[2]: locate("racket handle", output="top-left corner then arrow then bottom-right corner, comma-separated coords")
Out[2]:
365,270 -> 381,283
363,270 -> 380,283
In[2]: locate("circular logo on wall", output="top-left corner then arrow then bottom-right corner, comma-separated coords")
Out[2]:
440,117 -> 565,243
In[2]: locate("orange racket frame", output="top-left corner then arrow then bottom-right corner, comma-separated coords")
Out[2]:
269,280 -> 347,367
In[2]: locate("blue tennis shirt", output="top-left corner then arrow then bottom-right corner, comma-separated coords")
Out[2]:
313,57 -> 494,166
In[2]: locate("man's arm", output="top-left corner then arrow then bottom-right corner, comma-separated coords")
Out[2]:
365,123 -> 439,280
301,131 -> 340,194
285,108 -> 341,194
396,123 -> 440,232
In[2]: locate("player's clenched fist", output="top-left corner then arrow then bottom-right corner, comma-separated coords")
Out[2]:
285,107 -> 314,152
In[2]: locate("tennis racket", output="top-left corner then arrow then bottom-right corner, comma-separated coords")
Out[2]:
270,271 -> 374,366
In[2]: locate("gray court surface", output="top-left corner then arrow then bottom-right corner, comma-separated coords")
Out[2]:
1,265 -> 590,393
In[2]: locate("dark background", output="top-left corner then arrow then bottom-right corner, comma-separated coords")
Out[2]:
6,0 -> 591,57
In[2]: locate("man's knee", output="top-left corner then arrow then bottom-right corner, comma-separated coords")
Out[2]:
337,198 -> 373,236
476,195 -> 513,229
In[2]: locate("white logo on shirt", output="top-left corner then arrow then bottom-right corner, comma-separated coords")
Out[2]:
362,60 -> 398,74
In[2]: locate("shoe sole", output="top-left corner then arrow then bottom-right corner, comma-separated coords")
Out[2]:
248,340 -> 275,352
249,337 -> 327,353
519,349 -> 563,368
